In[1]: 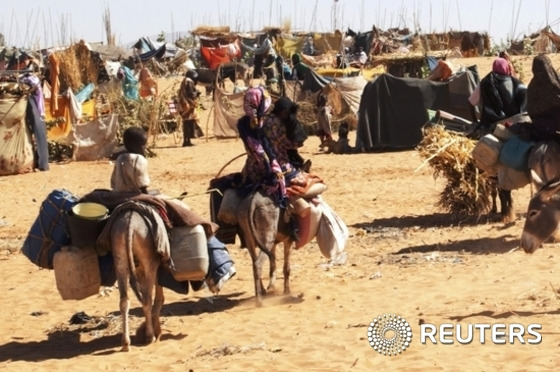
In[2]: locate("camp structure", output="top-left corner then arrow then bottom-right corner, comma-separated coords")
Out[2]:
0,83 -> 49,176
212,73 -> 367,138
355,67 -> 479,152
43,41 -> 119,162
508,26 -> 560,55
191,26 -> 241,70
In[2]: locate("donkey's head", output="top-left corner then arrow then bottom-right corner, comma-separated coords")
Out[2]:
520,176 -> 560,254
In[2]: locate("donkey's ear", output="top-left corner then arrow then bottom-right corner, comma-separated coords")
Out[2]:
531,169 -> 544,187
547,180 -> 560,189
543,180 -> 560,200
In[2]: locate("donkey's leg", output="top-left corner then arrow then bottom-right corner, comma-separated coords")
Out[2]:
117,274 -> 131,351
282,241 -> 292,295
499,188 -> 515,222
138,272 -> 156,345
255,249 -> 268,295
267,244 -> 277,292
152,284 -> 164,341
247,243 -> 265,307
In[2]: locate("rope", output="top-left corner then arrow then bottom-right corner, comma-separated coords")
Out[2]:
215,152 -> 247,178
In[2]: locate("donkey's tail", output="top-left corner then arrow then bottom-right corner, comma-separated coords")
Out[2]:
126,211 -> 144,303
248,193 -> 276,261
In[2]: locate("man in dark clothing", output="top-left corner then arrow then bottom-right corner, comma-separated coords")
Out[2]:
178,70 -> 201,146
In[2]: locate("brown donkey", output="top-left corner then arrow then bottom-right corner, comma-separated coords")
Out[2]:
110,208 -> 165,351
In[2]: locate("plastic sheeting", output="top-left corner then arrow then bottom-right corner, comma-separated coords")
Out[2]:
0,96 -> 34,175
63,114 -> 119,161
356,71 -> 478,151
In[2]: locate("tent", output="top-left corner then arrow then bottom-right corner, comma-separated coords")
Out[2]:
212,74 -> 368,138
355,69 -> 478,151
0,97 -> 34,175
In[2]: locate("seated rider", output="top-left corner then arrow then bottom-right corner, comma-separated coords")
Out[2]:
236,86 -> 285,205
111,126 -> 150,194
477,57 -> 527,129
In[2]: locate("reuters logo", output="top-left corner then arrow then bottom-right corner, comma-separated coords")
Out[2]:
367,314 -> 412,356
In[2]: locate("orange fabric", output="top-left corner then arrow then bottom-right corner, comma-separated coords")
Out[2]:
286,172 -> 324,197
201,47 -> 232,70
48,53 -> 60,113
139,67 -> 158,97
45,98 -> 96,140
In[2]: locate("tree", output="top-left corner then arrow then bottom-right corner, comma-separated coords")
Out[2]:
157,31 -> 166,43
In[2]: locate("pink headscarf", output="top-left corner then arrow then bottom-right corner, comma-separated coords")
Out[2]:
243,86 -> 272,126
492,58 -> 511,76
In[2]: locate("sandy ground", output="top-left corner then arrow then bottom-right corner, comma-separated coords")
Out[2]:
1,54 -> 560,371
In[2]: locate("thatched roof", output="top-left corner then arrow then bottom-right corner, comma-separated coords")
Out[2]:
191,26 -> 231,36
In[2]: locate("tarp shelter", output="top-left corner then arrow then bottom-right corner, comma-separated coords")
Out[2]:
56,114 -> 119,161
276,35 -> 306,59
213,75 -> 368,138
133,37 -> 177,61
198,35 -> 241,70
213,86 -> 244,138
356,69 -> 478,151
0,96 -> 34,175
89,43 -> 132,61
0,91 -> 49,176
312,31 -> 343,54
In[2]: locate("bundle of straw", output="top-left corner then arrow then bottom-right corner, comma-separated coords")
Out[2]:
417,124 -> 495,216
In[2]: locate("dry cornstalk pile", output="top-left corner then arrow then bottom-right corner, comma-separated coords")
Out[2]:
417,124 -> 495,216
56,48 -> 82,93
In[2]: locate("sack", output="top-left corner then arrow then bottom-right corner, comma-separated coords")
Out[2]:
22,189 -> 79,269
295,202 -> 322,249
498,165 -> 530,190
209,176 -> 241,245
315,198 -> 349,260
304,182 -> 328,197
53,246 -> 101,300
158,266 -> 189,294
217,188 -> 242,225
498,136 -> 534,171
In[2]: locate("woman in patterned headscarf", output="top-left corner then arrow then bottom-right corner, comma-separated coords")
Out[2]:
236,86 -> 283,202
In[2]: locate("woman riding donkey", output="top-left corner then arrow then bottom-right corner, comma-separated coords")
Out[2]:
211,86 -> 321,243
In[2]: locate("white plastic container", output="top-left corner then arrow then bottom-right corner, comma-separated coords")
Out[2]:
169,225 -> 209,281
53,246 -> 101,300
472,134 -> 502,175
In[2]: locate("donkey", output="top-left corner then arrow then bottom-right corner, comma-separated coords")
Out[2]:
520,141 -> 560,253
110,208 -> 165,351
520,178 -> 560,253
236,190 -> 295,307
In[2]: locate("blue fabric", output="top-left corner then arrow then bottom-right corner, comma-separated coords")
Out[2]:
427,56 -> 438,71
26,96 -> 49,171
206,236 -> 235,285
119,66 -> 139,100
21,189 -> 79,269
74,83 -> 95,103
499,136 -> 534,171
